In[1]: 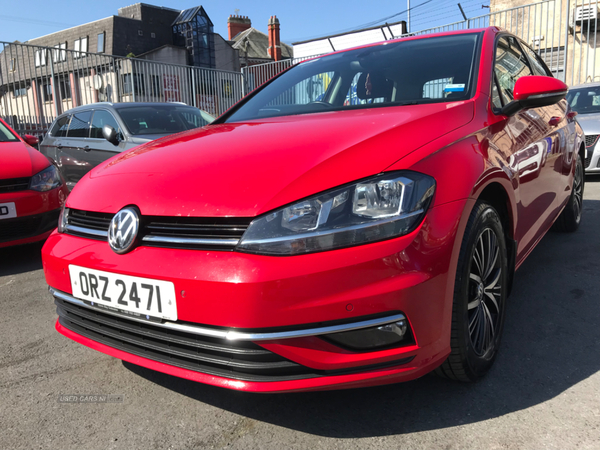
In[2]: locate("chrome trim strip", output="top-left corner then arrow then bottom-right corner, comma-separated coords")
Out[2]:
66,224 -> 108,238
142,235 -> 239,246
50,288 -> 405,341
239,209 -> 424,246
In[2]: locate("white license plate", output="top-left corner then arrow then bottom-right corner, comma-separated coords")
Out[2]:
0,202 -> 17,220
69,265 -> 177,321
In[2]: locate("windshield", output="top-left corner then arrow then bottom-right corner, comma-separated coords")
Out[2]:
0,120 -> 19,142
117,105 -> 212,136
224,33 -> 480,123
566,87 -> 600,115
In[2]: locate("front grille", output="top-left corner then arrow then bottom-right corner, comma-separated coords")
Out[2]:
586,155 -> 592,168
585,134 -> 598,147
0,177 -> 30,193
55,297 -> 314,381
0,209 -> 59,242
66,208 -> 252,250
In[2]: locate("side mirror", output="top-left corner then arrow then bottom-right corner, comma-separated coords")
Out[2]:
501,76 -> 568,117
102,124 -> 120,146
23,134 -> 39,146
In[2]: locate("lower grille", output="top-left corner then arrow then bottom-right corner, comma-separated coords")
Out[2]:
585,155 -> 592,168
585,134 -> 598,147
0,209 -> 60,242
0,177 -> 30,193
55,297 -> 315,381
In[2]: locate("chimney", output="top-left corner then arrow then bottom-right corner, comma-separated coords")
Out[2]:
228,15 -> 251,40
268,16 -> 282,61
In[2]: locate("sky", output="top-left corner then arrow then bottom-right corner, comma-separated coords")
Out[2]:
0,0 -> 490,45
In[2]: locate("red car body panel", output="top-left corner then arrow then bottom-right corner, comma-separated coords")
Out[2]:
42,27 -> 583,392
0,118 -> 68,248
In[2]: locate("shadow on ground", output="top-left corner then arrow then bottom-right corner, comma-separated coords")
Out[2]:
125,197 -> 600,438
0,242 -> 44,277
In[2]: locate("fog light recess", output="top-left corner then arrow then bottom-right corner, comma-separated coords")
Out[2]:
324,319 -> 413,351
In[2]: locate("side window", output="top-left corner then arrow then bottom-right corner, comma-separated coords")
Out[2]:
521,42 -> 553,77
90,110 -> 120,138
67,111 -> 92,138
494,36 -> 533,106
51,115 -> 71,137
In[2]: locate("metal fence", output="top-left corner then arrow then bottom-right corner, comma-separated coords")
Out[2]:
5,0 -> 600,140
0,41 -> 244,138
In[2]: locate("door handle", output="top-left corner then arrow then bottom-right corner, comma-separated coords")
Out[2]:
56,143 -> 63,150
548,116 -> 562,127
81,146 -> 90,152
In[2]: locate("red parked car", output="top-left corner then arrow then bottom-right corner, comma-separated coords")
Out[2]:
42,28 -> 584,393
0,118 -> 68,249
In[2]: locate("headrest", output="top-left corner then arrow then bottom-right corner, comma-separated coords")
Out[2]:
356,72 -> 393,100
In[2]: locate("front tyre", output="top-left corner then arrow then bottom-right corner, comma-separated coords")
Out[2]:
552,151 -> 584,232
435,201 -> 508,382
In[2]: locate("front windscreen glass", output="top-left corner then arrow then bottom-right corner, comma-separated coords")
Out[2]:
117,105 -> 208,135
224,33 -> 480,123
566,87 -> 600,115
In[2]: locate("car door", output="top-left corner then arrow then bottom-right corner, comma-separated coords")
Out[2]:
521,40 -> 574,209
490,35 -> 561,261
86,109 -> 127,169
60,110 -> 93,189
40,114 -> 71,165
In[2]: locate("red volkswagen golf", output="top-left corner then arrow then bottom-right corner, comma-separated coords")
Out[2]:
1,118 -> 68,248
42,28 -> 584,392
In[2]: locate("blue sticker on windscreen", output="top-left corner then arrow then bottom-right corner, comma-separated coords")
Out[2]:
444,84 -> 465,92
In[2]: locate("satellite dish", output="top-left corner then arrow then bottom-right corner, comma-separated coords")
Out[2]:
93,74 -> 103,90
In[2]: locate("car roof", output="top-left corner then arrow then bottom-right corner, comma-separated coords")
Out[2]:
58,102 -> 198,115
569,82 -> 600,90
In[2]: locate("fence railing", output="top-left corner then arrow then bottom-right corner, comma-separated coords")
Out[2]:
4,0 -> 600,139
0,41 -> 243,138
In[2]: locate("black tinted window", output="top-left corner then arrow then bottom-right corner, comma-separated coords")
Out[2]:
51,115 -> 71,137
67,111 -> 91,138
91,110 -> 120,138
224,33 -> 481,122
117,106 -> 206,135
566,88 -> 600,114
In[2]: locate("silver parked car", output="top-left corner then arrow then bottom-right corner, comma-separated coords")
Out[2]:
566,83 -> 600,174
40,102 -> 214,190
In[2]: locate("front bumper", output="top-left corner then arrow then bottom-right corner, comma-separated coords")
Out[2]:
43,199 -> 469,392
0,183 -> 68,248
585,145 -> 600,173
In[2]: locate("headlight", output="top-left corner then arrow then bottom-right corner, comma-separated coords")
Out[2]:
237,171 -> 435,255
29,165 -> 62,192
57,206 -> 69,233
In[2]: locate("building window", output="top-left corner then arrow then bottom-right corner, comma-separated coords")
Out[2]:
74,37 -> 88,58
53,43 -> 67,63
151,32 -> 156,38
138,30 -> 143,36
9,58 -> 16,72
42,81 -> 53,102
35,49 -> 47,67
13,87 -> 27,97
97,32 -> 105,53
122,73 -> 145,95
59,79 -> 72,100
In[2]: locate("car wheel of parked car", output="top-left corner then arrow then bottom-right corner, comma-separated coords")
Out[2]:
552,152 -> 585,233
436,201 -> 508,382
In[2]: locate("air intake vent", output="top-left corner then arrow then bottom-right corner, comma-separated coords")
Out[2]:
573,5 -> 599,27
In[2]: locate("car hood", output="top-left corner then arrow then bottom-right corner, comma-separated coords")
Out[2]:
69,102 -> 474,217
0,141 -> 50,180
575,113 -> 600,135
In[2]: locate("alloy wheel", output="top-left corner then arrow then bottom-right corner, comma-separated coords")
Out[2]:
468,228 -> 503,357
